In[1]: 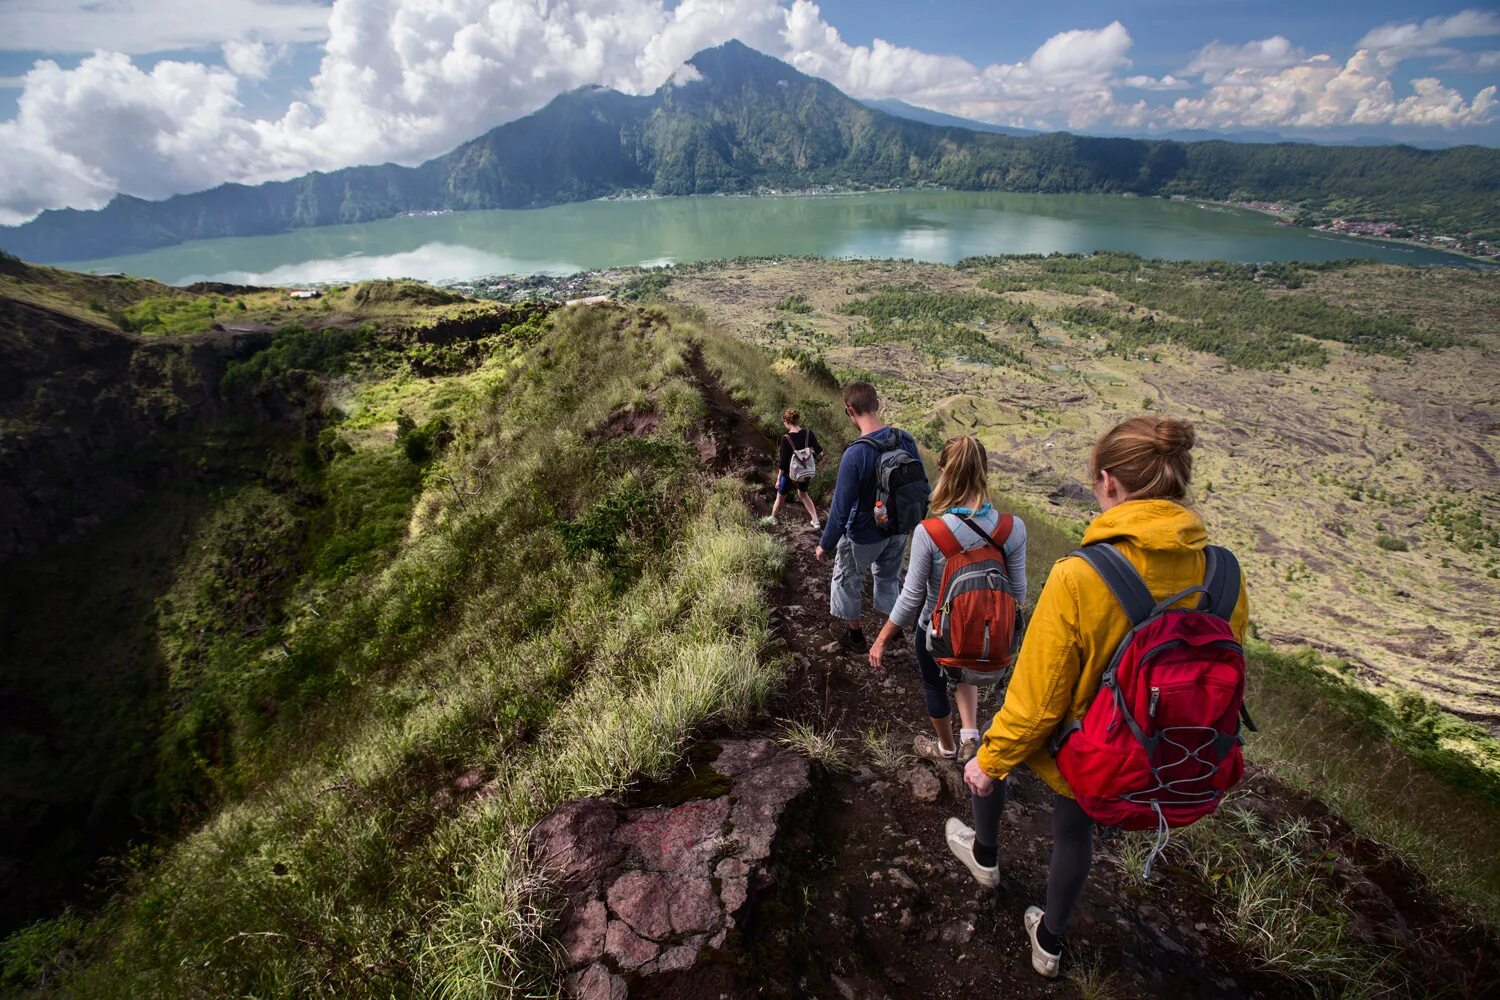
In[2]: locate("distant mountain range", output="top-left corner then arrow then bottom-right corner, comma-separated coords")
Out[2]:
862,98 -> 1469,149
3,40 -> 1498,262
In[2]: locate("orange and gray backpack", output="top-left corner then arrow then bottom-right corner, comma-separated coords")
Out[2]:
924,513 -> 1022,672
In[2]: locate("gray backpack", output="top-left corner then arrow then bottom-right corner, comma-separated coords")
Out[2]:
787,430 -> 816,482
856,430 -> 929,535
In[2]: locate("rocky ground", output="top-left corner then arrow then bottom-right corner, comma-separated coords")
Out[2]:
529,353 -> 1500,999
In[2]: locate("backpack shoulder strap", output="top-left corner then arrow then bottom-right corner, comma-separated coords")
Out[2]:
1070,543 -> 1156,626
854,432 -> 895,453
1201,545 -> 1241,621
923,517 -> 962,558
956,513 -> 1012,552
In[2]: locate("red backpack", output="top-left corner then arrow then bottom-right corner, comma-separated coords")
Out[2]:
923,514 -> 1022,673
1052,542 -> 1254,876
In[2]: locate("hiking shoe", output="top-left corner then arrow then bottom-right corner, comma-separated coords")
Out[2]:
1023,906 -> 1062,979
944,818 -> 1000,888
913,734 -> 956,762
958,738 -> 980,765
836,628 -> 868,654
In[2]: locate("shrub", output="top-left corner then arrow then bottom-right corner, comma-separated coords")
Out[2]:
1376,534 -> 1410,552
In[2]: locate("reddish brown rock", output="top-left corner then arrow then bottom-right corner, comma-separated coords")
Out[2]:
560,898 -> 607,967
530,798 -> 621,882
533,739 -> 810,997
605,919 -> 659,970
612,796 -> 730,872
565,964 -> 627,1000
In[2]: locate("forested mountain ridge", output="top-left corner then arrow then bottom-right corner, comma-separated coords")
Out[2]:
3,39 -> 1497,263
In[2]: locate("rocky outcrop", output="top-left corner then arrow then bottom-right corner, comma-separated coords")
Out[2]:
531,739 -> 810,998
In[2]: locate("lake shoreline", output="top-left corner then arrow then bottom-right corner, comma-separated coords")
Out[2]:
65,189 -> 1485,285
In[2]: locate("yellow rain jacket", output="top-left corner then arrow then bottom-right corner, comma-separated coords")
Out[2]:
977,499 -> 1250,796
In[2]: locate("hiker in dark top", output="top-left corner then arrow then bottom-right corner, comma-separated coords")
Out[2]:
767,408 -> 823,530
815,381 -> 923,653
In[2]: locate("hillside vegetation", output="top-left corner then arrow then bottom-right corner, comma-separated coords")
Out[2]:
4,267 -> 1499,997
2,41 -> 1497,263
1,293 -> 816,994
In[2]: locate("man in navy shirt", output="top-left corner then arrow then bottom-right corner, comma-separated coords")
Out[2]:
815,381 -> 922,652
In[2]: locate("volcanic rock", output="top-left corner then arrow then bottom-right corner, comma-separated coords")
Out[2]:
531,738 -> 810,996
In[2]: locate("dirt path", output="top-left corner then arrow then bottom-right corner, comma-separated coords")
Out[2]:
601,347 -> 1500,999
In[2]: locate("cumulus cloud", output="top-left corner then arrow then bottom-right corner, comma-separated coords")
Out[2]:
783,7 -> 1133,128
0,0 -> 1148,222
1122,74 -> 1190,91
222,40 -> 288,81
1440,50 -> 1500,72
1182,36 -> 1307,83
0,52 -> 304,223
0,0 -> 1495,226
0,0 -> 331,55
1163,46 -> 1497,131
1356,9 -> 1500,57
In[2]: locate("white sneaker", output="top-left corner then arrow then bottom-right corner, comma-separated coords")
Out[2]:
1023,906 -> 1061,979
944,817 -> 1000,888
810,519 -> 821,530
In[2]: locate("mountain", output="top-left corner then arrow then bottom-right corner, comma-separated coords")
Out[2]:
859,97 -> 1037,136
3,39 -> 1499,262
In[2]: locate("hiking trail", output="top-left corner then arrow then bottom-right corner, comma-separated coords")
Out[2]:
537,346 -> 1500,999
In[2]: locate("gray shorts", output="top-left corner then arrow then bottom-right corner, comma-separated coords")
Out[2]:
830,533 -> 909,621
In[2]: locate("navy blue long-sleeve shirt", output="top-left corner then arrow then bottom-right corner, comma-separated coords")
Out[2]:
818,426 -> 922,550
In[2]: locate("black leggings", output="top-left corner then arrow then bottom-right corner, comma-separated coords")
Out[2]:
971,783 -> 1095,935
912,627 -> 952,719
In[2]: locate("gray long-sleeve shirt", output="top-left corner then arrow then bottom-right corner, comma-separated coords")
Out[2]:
889,509 -> 1028,630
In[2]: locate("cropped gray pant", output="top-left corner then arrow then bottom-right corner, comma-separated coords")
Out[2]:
828,533 -> 908,621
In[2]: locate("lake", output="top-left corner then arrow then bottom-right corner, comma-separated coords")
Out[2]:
69,190 -> 1472,285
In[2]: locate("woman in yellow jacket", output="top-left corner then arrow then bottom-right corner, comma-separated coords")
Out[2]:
950,416 -> 1249,979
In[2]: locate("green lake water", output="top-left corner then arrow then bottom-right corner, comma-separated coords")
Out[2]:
69,190 -> 1471,285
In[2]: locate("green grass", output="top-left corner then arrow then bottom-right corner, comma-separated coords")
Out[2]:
963,254 -> 1453,369
1375,534 -> 1410,552
5,269 -> 1497,995
118,294 -> 226,335
2,304 -> 791,998
776,721 -> 853,771
836,287 -> 1031,367
1244,642 -> 1500,921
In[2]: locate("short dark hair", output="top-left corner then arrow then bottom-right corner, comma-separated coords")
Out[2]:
842,381 -> 879,416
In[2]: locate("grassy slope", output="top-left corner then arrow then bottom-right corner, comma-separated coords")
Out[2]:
3,303 -> 793,996
5,280 -> 1498,995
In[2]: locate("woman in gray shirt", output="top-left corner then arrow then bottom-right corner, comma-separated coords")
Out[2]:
868,436 -> 1026,764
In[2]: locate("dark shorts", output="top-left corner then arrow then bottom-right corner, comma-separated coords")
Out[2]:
776,474 -> 813,497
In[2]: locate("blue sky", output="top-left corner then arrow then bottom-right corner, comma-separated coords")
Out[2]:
0,1 -> 1495,224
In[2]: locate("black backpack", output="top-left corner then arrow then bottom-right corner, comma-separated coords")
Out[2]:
856,431 -> 929,536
